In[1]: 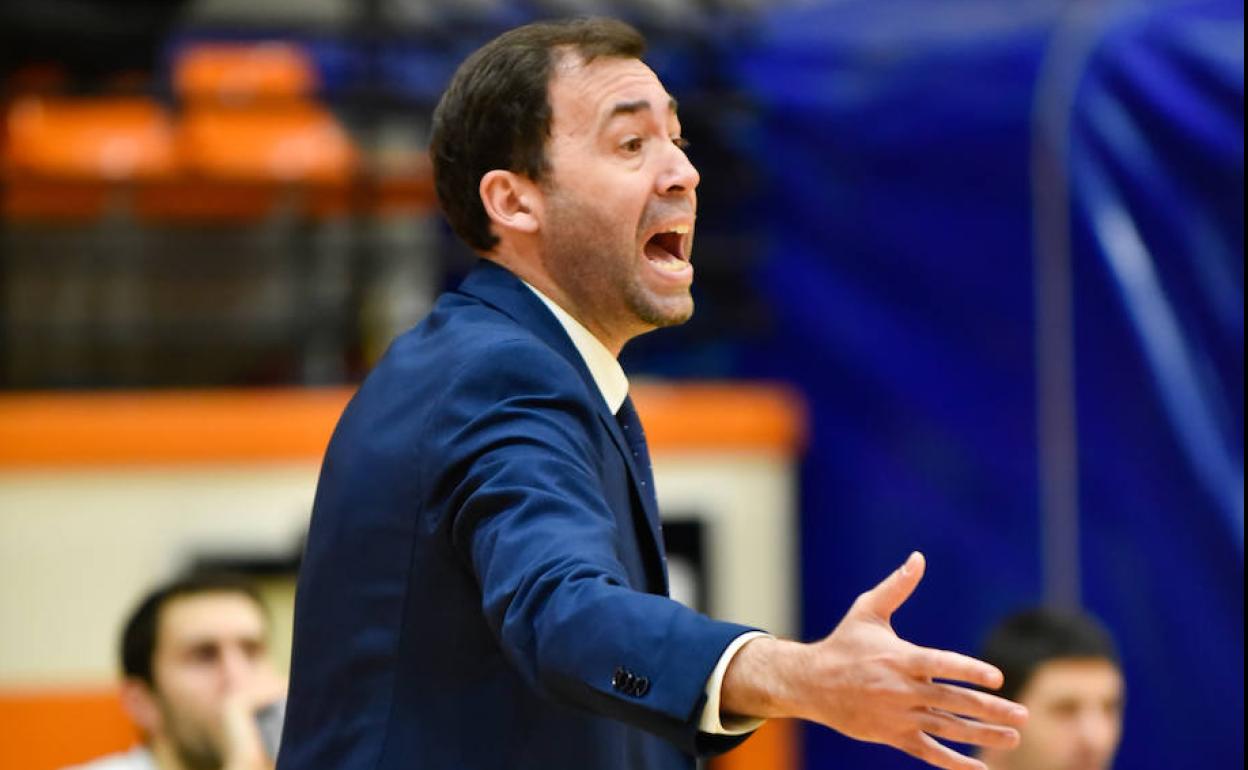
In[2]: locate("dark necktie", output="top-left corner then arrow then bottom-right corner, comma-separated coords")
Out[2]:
615,395 -> 657,508
616,394 -> 669,592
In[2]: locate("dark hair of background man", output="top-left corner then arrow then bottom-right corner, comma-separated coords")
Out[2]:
979,608 -> 1121,702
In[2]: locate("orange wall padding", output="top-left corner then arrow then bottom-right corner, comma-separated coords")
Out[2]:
710,719 -> 800,770
0,388 -> 353,467
1,689 -> 797,770
0,383 -> 805,468
0,688 -> 140,770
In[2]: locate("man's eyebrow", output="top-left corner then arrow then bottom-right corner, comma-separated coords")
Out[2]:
176,631 -> 265,647
602,97 -> 680,126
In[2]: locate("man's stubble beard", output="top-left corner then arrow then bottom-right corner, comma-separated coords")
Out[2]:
158,696 -> 223,770
542,187 -> 693,334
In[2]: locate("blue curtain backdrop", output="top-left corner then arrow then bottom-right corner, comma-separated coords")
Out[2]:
720,0 -> 1243,767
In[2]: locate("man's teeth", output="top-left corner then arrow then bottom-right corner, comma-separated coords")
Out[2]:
654,257 -> 686,271
667,225 -> 690,235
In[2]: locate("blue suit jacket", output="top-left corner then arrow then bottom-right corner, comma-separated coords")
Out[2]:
278,260 -> 756,770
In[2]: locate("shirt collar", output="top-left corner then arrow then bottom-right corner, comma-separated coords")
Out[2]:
523,281 -> 629,415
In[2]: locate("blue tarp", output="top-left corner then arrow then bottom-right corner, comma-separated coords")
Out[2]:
724,0 -> 1242,767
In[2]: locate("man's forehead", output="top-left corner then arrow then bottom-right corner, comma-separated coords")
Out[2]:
549,54 -> 676,128
157,592 -> 266,644
1026,658 -> 1123,698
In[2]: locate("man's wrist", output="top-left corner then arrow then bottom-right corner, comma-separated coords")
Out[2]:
700,631 -> 771,734
719,635 -> 808,721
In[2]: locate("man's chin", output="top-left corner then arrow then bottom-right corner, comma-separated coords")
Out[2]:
634,297 -> 693,329
171,740 -> 221,770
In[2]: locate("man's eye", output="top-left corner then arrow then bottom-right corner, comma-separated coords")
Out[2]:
243,640 -> 266,660
672,136 -> 690,150
1049,700 -> 1079,718
620,137 -> 644,153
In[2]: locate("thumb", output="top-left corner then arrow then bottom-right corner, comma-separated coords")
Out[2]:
855,551 -> 925,622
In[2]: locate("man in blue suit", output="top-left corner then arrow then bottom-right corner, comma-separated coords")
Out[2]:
278,18 -> 1028,770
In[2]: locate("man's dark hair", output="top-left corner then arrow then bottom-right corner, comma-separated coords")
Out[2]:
980,607 -> 1121,701
430,17 -> 646,253
120,572 -> 268,686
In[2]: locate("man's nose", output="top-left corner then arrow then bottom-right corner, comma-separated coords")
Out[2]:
219,647 -> 255,690
657,142 -> 700,195
1076,710 -> 1118,754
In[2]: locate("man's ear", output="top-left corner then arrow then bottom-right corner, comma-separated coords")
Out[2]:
479,169 -> 542,238
119,677 -> 163,736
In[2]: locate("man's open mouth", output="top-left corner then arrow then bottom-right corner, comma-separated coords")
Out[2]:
643,225 -> 690,271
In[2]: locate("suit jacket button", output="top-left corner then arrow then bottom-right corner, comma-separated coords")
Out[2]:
634,677 -> 650,697
612,667 -> 626,690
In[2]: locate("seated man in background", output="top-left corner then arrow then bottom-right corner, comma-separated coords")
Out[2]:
978,608 -> 1125,770
65,573 -> 286,770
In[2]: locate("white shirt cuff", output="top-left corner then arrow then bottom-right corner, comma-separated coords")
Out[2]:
698,631 -> 771,735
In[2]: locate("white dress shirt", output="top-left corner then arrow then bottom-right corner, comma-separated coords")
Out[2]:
524,282 -> 768,735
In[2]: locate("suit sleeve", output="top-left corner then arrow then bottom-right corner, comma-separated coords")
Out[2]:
425,338 -> 757,756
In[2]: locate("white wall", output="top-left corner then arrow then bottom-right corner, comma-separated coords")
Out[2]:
0,452 -> 797,687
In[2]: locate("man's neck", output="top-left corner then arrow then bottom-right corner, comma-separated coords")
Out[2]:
482,252 -> 631,356
149,737 -> 197,770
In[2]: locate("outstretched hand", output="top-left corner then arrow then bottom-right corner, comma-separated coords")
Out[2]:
721,552 -> 1028,770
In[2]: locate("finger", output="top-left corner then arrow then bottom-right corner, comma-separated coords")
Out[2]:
906,647 -> 1006,691
220,692 -> 267,763
914,707 -> 1021,750
898,730 -> 987,770
920,681 -> 1029,728
899,730 -> 987,770
856,551 -> 925,621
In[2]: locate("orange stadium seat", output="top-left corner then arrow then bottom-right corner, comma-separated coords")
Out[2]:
175,102 -> 355,184
2,96 -> 176,219
173,41 -> 318,102
130,102 -> 357,221
3,96 -> 175,181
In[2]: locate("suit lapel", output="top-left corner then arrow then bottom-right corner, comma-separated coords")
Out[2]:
457,260 -> 669,593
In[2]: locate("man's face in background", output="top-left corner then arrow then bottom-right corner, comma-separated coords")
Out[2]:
147,592 -> 274,770
1003,657 -> 1124,770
